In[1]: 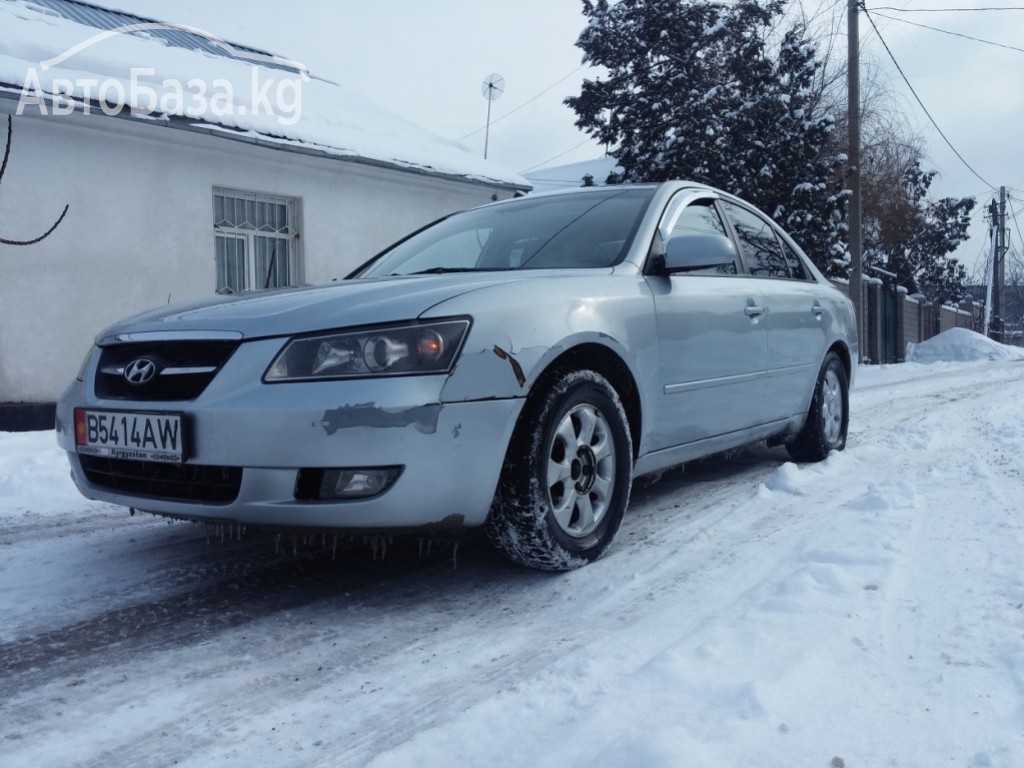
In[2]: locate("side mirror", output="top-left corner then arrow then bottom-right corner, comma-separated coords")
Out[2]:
661,233 -> 737,274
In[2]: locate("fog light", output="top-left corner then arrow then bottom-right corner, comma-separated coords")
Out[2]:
296,467 -> 402,500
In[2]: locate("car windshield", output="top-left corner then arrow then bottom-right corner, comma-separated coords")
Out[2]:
355,187 -> 655,278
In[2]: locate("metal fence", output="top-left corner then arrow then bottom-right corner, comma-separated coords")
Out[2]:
830,276 -> 1012,364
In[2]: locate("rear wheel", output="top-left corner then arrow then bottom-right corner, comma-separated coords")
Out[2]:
786,351 -> 849,462
486,369 -> 632,571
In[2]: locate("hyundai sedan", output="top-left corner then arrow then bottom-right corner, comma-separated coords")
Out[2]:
57,182 -> 857,570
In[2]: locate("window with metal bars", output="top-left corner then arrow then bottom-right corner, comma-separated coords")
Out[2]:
213,188 -> 301,293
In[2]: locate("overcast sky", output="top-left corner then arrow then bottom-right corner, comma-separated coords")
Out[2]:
98,0 -> 1023,276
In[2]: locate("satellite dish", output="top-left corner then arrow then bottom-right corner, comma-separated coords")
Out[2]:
481,73 -> 506,101
481,73 -> 505,159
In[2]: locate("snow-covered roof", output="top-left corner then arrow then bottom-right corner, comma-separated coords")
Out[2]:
0,0 -> 529,190
523,156 -> 622,194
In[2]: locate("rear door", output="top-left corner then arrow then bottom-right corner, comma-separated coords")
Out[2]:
718,200 -> 829,418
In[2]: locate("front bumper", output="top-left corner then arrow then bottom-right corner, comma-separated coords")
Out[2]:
56,338 -> 524,531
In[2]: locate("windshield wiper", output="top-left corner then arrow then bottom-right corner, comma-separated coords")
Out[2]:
401,267 -> 490,276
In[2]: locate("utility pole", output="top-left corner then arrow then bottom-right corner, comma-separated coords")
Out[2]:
848,0 -> 863,358
985,199 -> 996,338
991,186 -> 1007,341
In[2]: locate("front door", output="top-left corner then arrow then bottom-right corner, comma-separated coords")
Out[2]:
645,273 -> 768,451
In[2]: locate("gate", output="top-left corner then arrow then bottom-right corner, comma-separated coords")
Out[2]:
880,281 -> 898,363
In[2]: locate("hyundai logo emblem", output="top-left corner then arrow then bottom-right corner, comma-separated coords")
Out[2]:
124,358 -> 158,385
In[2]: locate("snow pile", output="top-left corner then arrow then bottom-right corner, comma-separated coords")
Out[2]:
0,0 -> 526,187
0,431 -> 106,518
907,327 -> 1024,364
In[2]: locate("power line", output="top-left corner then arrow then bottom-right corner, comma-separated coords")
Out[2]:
869,11 -> 1024,53
459,65 -> 586,140
521,138 -> 599,173
870,5 -> 1024,11
862,7 -> 996,190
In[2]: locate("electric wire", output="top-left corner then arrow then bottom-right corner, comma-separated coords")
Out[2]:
459,65 -> 586,140
862,7 -> 996,190
521,138 -> 600,174
870,5 -> 1024,11
868,11 -> 1024,54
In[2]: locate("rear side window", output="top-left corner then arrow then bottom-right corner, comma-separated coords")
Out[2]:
780,238 -> 813,281
720,201 -> 791,279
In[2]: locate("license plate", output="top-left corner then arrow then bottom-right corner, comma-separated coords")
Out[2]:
74,409 -> 186,463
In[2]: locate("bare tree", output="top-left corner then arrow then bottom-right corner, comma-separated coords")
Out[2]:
1,115 -> 69,246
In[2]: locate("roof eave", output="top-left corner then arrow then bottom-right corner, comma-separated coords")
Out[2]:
0,86 -> 531,193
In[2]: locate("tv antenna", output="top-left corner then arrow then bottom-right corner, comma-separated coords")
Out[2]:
481,73 -> 505,159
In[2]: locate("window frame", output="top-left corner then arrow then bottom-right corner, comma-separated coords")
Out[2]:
212,187 -> 303,294
652,192 -> 741,276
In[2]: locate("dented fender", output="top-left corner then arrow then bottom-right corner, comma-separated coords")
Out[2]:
429,274 -> 660,408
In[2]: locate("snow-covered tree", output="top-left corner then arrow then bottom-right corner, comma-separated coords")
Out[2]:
566,0 -> 849,271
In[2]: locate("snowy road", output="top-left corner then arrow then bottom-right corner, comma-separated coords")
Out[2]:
2,334 -> 1024,767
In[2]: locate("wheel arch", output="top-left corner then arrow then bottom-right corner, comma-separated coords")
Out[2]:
828,340 -> 854,382
533,343 -> 642,460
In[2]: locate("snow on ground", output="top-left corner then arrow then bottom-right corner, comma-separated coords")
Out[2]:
2,329 -> 1024,768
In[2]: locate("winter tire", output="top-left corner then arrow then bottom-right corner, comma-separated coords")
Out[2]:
486,369 -> 633,571
786,351 -> 849,462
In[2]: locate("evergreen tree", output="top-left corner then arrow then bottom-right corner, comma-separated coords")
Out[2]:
566,0 -> 849,271
863,159 -> 974,304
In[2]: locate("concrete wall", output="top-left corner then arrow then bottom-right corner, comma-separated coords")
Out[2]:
939,303 -> 976,334
0,107 -> 517,412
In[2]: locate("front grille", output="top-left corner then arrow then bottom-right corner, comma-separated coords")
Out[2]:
80,455 -> 242,503
95,341 -> 239,401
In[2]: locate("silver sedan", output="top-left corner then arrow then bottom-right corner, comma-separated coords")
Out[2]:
57,182 -> 857,570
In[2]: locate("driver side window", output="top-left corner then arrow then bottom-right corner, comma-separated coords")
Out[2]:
669,199 -> 737,275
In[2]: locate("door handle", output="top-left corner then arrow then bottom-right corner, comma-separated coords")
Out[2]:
744,304 -> 764,318
811,301 -> 825,318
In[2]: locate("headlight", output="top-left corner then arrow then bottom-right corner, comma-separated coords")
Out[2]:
264,318 -> 471,382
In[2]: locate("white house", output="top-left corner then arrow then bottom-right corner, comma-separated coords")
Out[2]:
0,0 -> 528,430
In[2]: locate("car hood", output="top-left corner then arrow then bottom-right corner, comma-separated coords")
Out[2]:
96,274 -> 524,342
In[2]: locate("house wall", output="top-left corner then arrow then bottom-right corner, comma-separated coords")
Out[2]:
0,107 -> 517,418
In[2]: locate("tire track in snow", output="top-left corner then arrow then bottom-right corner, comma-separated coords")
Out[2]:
0,507 -> 127,545
0,538 -> 455,695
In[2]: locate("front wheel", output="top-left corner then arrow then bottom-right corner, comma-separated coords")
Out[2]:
786,351 -> 849,462
486,369 -> 633,571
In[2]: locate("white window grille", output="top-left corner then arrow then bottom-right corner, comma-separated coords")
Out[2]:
213,189 -> 301,293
